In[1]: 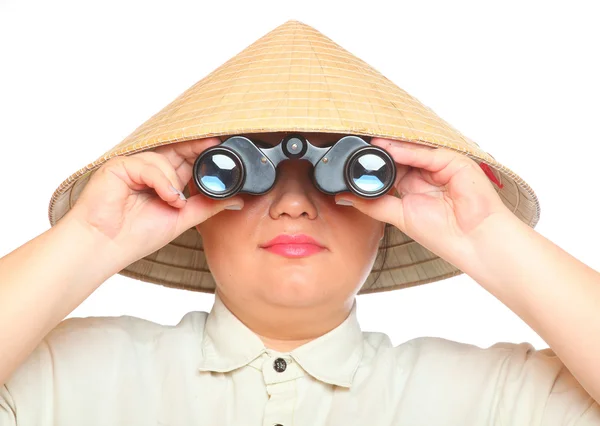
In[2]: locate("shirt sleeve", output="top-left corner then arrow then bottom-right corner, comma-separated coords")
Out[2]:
491,341 -> 600,425
0,337 -> 54,425
0,314 -> 164,426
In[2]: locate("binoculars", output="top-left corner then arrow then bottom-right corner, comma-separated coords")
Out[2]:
192,134 -> 397,199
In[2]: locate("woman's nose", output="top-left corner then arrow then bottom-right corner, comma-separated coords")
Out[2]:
268,160 -> 319,220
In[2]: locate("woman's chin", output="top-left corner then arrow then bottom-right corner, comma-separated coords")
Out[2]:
259,275 -> 335,307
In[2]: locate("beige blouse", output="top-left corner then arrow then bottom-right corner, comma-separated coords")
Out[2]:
1,293 -> 599,425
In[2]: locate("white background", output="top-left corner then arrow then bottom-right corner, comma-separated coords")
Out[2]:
1,0 -> 598,350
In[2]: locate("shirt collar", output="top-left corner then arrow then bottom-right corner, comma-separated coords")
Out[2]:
197,293 -> 364,388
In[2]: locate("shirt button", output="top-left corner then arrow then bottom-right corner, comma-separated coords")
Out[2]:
273,357 -> 287,372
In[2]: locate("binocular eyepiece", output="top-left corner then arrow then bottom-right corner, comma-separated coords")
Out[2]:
192,134 -> 396,199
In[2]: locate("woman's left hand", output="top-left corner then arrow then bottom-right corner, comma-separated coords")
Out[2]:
334,137 -> 515,264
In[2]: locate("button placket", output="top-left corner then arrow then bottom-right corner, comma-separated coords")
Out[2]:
263,380 -> 295,426
262,354 -> 302,426
262,355 -> 302,385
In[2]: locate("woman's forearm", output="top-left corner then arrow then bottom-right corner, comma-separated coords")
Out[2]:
460,212 -> 600,403
0,212 -> 122,385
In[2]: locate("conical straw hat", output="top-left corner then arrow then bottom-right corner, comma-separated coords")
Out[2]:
48,19 -> 540,294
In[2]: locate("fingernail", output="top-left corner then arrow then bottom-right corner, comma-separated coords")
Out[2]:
336,199 -> 353,206
169,185 -> 186,200
225,203 -> 243,210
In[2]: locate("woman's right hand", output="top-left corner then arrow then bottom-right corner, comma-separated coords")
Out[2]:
65,137 -> 244,268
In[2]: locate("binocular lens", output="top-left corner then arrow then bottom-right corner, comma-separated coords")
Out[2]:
196,150 -> 243,196
347,151 -> 394,196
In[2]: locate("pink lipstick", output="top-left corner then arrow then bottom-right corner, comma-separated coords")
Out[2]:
260,234 -> 326,258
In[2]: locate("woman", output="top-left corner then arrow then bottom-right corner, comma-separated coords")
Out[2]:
2,19 -> 600,425
1,130 -> 600,425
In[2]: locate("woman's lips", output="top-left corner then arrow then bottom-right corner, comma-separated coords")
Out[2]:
260,234 -> 326,258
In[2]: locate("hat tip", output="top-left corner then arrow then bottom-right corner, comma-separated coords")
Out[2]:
284,18 -> 305,25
